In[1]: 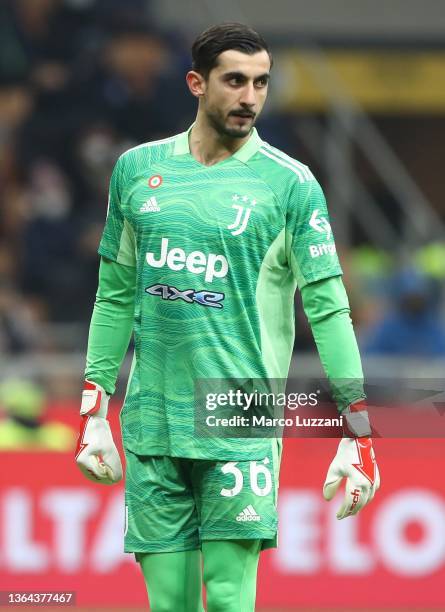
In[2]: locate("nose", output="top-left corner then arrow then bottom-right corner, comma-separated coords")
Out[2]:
239,82 -> 256,107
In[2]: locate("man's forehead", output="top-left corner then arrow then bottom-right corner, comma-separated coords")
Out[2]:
215,49 -> 271,75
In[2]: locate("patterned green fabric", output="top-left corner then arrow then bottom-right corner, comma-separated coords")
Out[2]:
99,126 -> 342,459
124,441 -> 280,553
301,276 -> 365,410
85,258 -> 136,395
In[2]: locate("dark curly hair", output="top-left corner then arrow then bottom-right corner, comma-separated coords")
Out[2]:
191,23 -> 272,79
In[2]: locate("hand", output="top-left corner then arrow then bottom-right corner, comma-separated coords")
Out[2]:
75,381 -> 123,485
323,437 -> 380,519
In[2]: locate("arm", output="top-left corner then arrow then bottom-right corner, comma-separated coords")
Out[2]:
301,274 -> 365,412
85,256 -> 136,394
285,174 -> 379,518
76,152 -> 137,484
301,274 -> 379,519
76,257 -> 136,485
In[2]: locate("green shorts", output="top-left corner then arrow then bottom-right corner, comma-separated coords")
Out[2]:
123,441 -> 281,554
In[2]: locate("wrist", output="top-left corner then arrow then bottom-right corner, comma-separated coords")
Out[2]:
342,399 -> 372,438
80,380 -> 110,418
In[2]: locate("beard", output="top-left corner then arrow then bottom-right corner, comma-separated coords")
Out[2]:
205,105 -> 255,139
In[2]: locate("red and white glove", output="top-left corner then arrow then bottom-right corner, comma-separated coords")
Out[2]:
75,381 -> 123,485
323,401 -> 380,519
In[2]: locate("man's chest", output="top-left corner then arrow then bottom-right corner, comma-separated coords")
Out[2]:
120,161 -> 284,245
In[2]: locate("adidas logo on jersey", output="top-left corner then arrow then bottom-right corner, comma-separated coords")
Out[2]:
140,197 -> 160,213
236,505 -> 260,522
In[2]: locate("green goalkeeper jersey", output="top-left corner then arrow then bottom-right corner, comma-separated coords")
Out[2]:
98,125 -> 342,460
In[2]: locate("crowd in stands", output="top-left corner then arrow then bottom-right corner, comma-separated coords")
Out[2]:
1,0 -> 445,360
0,0 -> 195,354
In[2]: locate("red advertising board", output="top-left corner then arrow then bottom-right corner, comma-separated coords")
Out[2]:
258,438 -> 445,609
0,408 -> 444,608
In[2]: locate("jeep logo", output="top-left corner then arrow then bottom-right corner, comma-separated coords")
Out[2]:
145,237 -> 228,283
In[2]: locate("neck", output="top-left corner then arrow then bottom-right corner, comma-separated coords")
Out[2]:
189,113 -> 252,166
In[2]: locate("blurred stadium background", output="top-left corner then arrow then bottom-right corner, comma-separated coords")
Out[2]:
1,0 -> 445,610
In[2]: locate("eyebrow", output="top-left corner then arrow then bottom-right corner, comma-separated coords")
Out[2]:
222,71 -> 270,82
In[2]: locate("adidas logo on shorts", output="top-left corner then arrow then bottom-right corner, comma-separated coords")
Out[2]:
236,505 -> 260,522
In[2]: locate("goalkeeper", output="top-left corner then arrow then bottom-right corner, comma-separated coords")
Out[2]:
76,23 -> 379,612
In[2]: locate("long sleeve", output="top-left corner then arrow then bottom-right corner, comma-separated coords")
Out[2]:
84,257 -> 136,395
300,274 -> 365,411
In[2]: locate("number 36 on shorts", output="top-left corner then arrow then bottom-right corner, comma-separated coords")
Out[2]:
220,458 -> 273,497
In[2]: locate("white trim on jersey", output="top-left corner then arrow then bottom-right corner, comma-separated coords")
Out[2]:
259,146 -> 313,183
261,143 -> 313,180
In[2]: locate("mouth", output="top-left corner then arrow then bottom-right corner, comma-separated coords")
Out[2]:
230,111 -> 255,119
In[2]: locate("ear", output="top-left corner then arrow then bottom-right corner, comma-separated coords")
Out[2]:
186,70 -> 206,98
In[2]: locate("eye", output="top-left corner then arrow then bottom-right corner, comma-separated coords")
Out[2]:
255,78 -> 268,88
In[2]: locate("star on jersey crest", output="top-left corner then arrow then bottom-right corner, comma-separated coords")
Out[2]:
231,194 -> 257,206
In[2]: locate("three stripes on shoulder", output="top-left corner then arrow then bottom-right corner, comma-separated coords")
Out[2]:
259,143 -> 314,184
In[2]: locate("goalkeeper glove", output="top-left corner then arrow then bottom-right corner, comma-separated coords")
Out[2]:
323,400 -> 380,519
75,381 -> 123,485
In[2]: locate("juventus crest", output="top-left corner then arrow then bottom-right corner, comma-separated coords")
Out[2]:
227,194 -> 257,236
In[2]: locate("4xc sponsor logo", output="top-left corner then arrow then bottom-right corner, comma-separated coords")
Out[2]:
146,284 -> 225,309
145,237 -> 228,283
227,194 -> 257,236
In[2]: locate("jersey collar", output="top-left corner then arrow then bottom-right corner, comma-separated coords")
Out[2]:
173,123 -> 263,163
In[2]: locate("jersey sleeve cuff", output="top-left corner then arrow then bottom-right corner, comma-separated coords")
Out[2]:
299,266 -> 343,289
